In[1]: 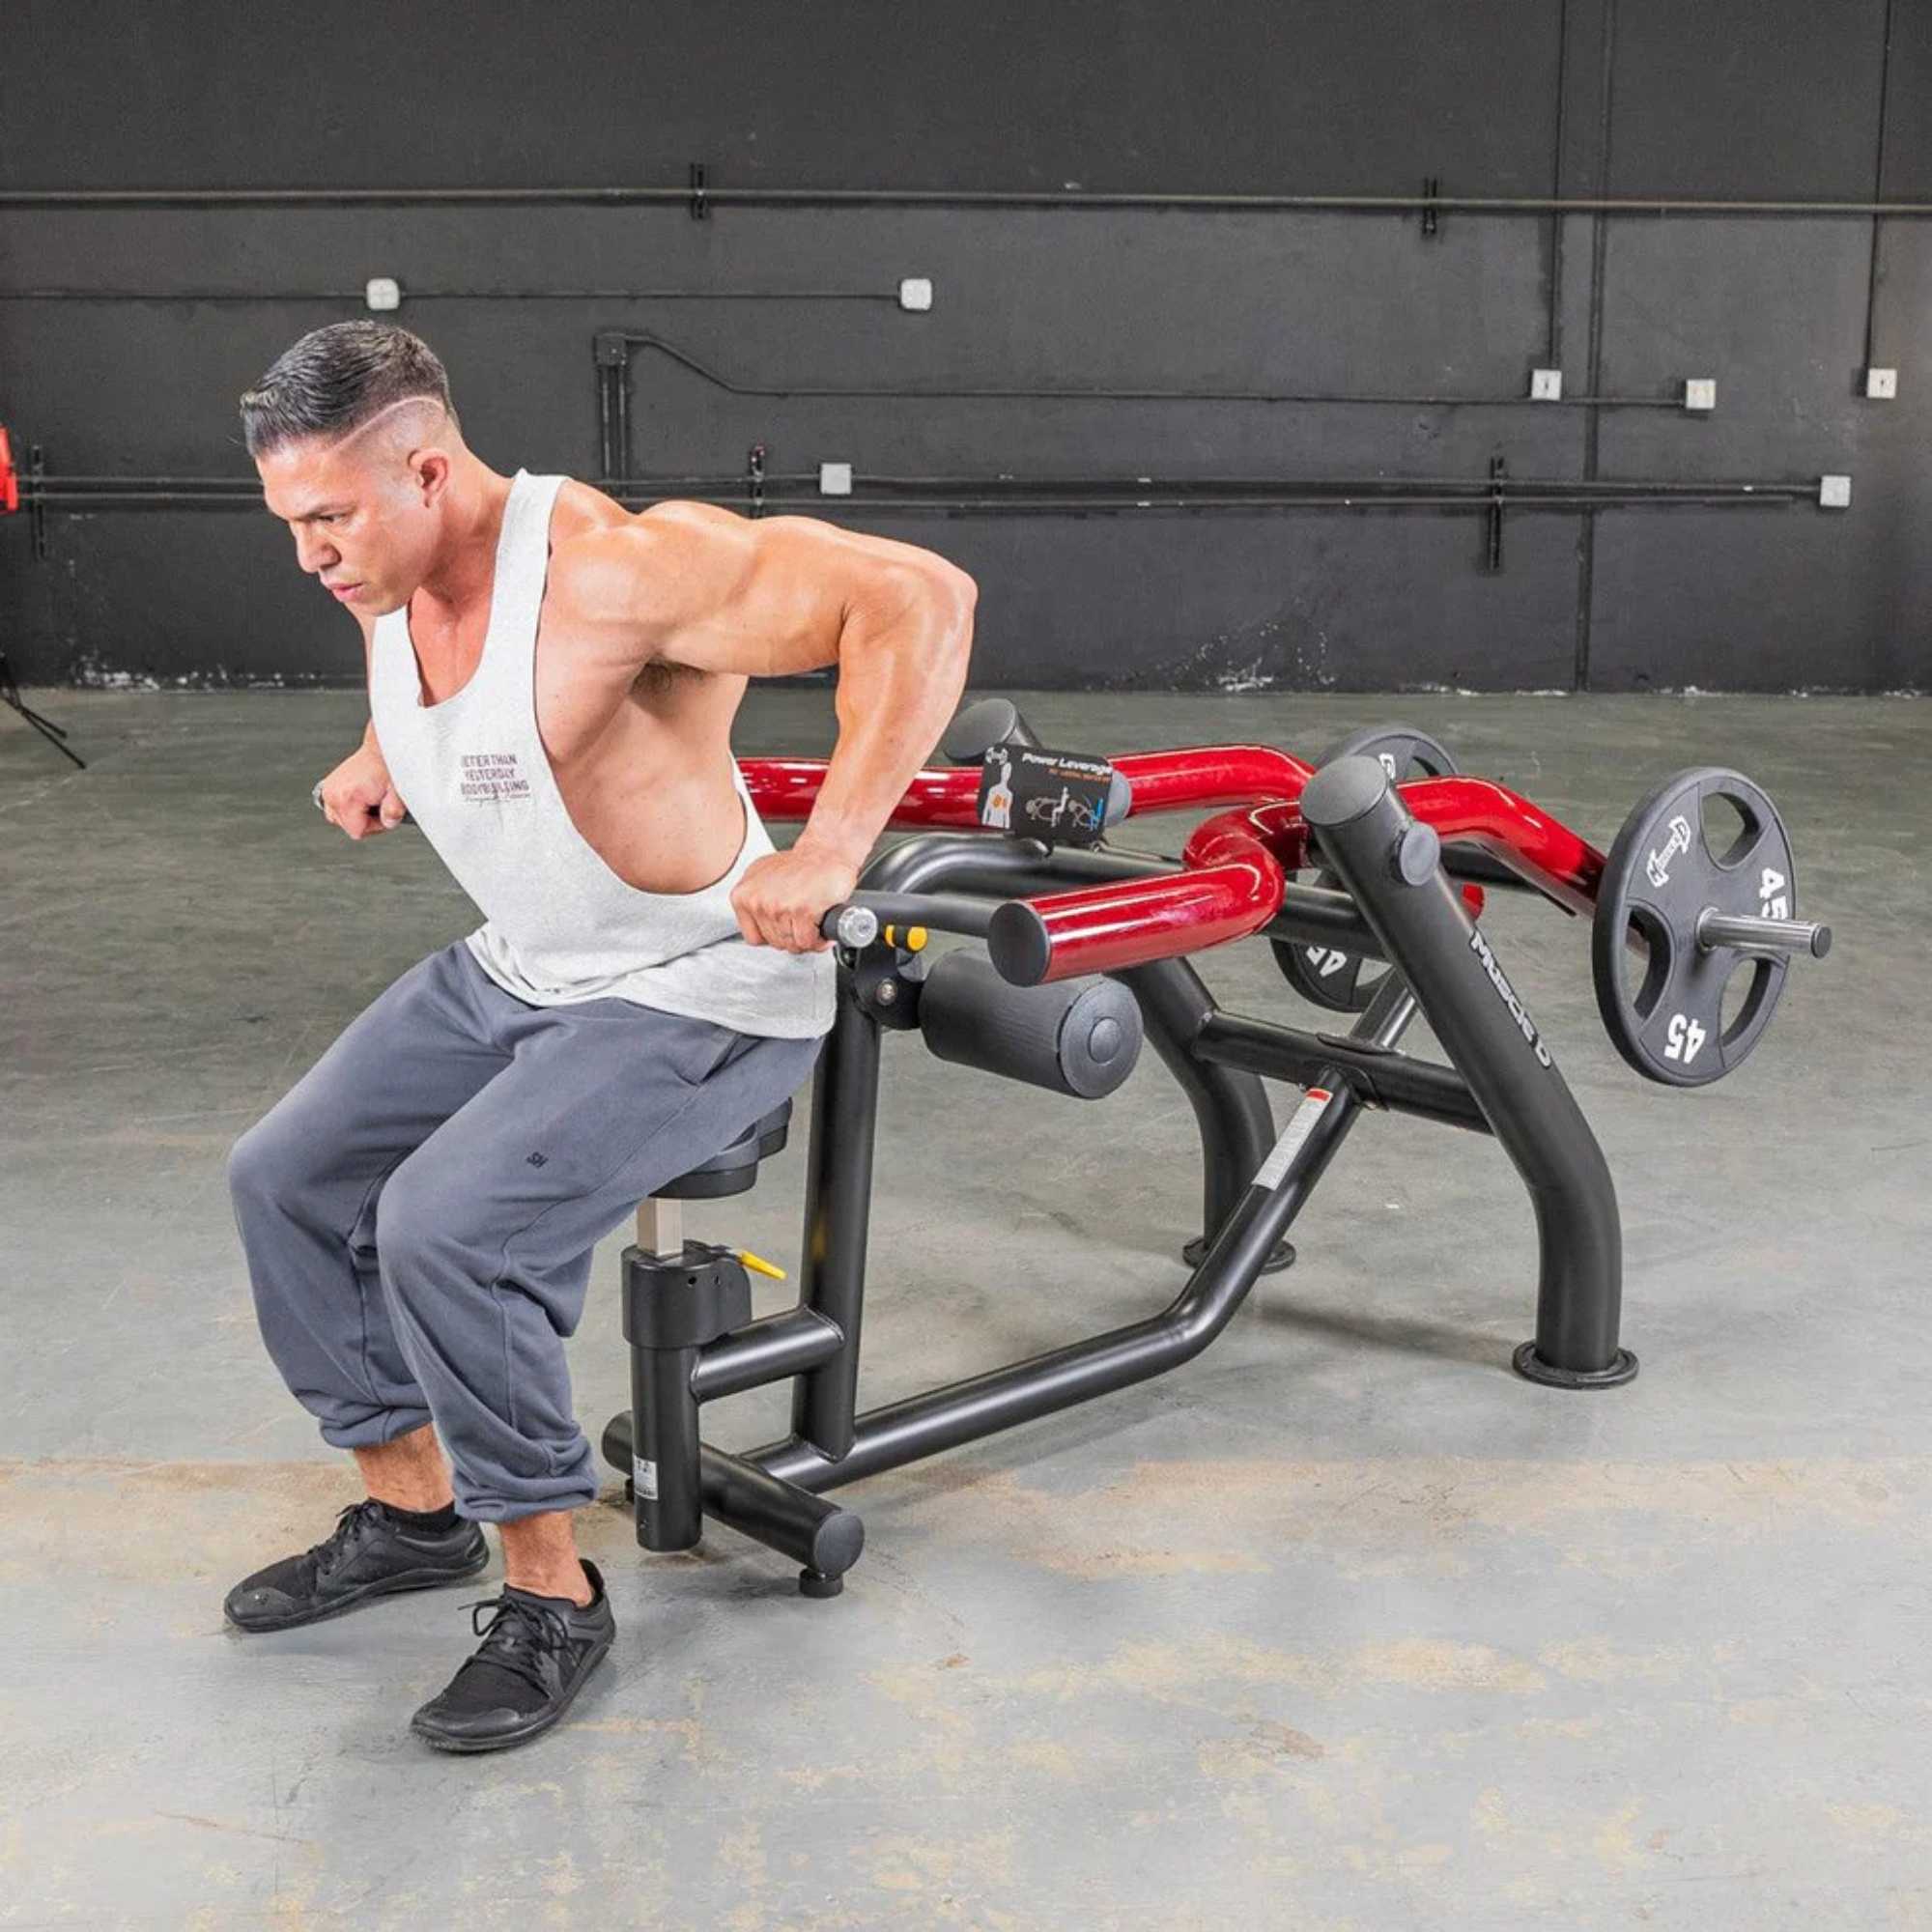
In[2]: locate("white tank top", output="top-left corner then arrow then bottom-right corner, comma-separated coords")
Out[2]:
367,469 -> 836,1038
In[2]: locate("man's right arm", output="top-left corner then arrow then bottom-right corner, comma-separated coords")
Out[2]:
357,612 -> 385,766
315,613 -> 405,838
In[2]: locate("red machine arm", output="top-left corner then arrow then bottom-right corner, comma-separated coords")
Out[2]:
741,744 -> 1316,828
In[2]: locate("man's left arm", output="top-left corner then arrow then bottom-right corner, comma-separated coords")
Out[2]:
564,508 -> 977,952
747,553 -> 977,950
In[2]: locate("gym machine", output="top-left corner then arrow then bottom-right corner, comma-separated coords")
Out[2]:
599,699 -> 1833,1596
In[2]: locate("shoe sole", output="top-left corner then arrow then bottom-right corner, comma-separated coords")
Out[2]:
410,1631 -> 614,1754
224,1546 -> 491,1634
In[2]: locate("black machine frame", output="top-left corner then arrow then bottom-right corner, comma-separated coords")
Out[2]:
600,757 -> 1633,1597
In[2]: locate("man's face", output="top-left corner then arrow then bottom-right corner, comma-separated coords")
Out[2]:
257,431 -> 442,617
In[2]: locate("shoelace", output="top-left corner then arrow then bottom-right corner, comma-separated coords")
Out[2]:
303,1498 -> 383,1582
460,1594 -> 577,1699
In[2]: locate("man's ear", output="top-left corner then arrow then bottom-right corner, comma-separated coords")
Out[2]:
410,448 -> 451,505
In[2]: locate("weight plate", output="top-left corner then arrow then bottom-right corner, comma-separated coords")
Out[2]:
1272,724 -> 1457,1012
1591,766 -> 1796,1088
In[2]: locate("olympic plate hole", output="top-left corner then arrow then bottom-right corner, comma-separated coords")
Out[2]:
1622,905 -> 1672,1019
1721,956 -> 1773,1045
1700,790 -> 1754,867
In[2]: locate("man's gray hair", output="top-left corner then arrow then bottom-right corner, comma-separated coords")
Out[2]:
240,321 -> 458,458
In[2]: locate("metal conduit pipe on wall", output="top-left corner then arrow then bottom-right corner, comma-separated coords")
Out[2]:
7,185 -> 1932,214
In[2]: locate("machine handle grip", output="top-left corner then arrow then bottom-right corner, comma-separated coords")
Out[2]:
819,893 -> 996,949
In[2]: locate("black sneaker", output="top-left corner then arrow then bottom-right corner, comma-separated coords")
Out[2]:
409,1560 -> 615,1754
224,1498 -> 489,1634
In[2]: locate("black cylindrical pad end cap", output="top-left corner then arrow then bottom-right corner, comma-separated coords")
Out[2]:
1056,984 -> 1143,1098
919,950 -> 1144,1099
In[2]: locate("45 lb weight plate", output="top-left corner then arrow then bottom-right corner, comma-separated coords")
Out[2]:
1591,767 -> 1827,1088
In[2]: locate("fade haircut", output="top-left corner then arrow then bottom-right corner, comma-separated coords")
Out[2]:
239,321 -> 458,459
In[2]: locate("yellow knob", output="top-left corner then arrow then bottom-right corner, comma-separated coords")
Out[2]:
882,923 -> 929,952
737,1248 -> 788,1281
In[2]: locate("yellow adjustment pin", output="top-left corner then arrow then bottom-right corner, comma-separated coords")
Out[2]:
882,924 -> 929,952
736,1248 -> 788,1281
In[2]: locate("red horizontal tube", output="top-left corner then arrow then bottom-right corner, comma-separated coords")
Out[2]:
749,750 -> 1599,984
740,743 -> 1315,827
741,756 -> 978,824
1179,779 -> 1605,913
1010,777 -> 1575,983
1186,800 -> 1308,871
1004,860 -> 1285,981
1003,838 -> 1487,983
1110,744 -> 1314,812
1396,777 -> 1605,909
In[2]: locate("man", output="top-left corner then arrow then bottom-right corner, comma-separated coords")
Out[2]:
224,321 -> 975,1752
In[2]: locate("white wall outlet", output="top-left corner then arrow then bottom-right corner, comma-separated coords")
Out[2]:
1529,368 -> 1563,402
819,462 -> 854,496
898,277 -> 933,312
1864,366 -> 1898,400
364,277 -> 402,312
1684,379 -> 1717,412
1819,473 -> 1853,509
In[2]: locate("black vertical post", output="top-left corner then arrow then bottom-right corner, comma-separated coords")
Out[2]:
630,1339 -> 701,1549
1299,756 -> 1634,1386
1116,957 -> 1289,1270
789,981 -> 884,1459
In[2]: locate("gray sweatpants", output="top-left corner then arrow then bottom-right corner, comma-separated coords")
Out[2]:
227,940 -> 823,1521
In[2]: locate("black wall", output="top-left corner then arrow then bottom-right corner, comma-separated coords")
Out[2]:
3,0 -> 1928,693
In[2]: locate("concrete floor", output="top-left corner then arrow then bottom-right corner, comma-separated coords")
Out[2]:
2,686 -> 1928,1930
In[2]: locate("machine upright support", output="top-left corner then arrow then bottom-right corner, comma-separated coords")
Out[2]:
1299,756 -> 1634,1386
1116,957 -> 1291,1270
788,976 -> 885,1463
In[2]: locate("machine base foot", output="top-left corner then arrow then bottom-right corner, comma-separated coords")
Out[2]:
799,1568 -> 845,1600
1512,1340 -> 1639,1389
1183,1236 -> 1295,1274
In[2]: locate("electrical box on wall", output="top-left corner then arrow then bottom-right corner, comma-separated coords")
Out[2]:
1864,367 -> 1897,400
1529,368 -> 1563,402
364,278 -> 402,312
1684,380 -> 1717,412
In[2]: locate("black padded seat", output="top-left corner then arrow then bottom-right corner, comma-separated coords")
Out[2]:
653,1099 -> 793,1200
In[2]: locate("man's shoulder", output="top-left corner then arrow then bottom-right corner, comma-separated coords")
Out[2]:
552,481 -> 745,545
549,497 -> 753,631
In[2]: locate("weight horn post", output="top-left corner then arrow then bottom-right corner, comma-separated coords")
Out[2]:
1696,910 -> 1833,959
